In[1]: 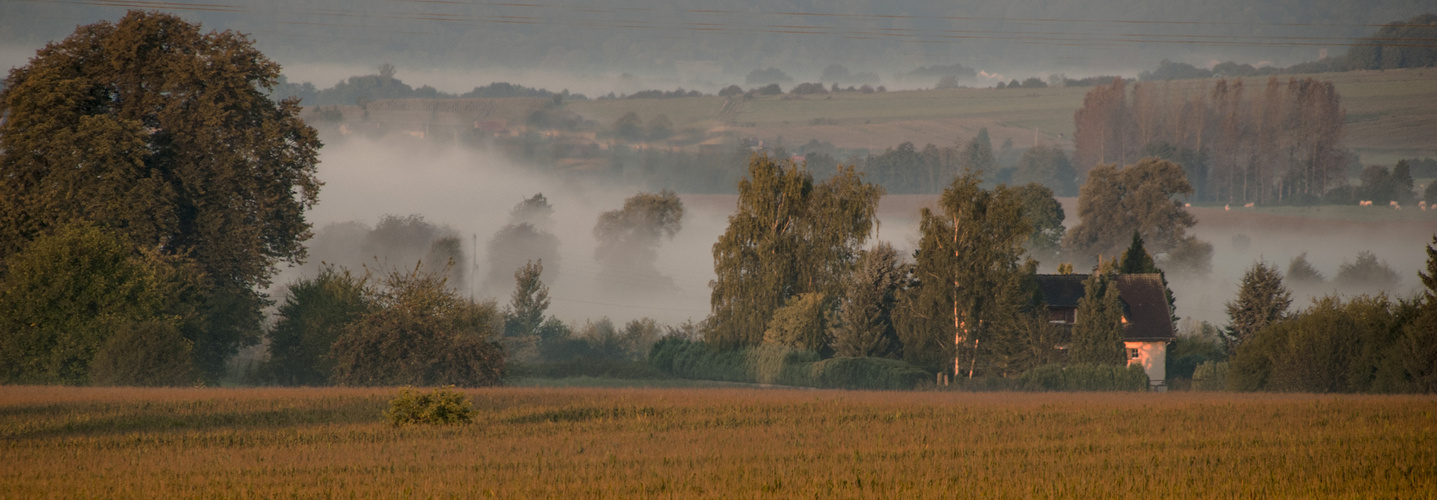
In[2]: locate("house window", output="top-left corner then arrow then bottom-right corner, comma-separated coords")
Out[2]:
1128,348 -> 1140,360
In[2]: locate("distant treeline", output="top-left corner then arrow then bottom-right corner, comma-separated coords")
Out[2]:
1139,13 -> 1437,81
1074,77 -> 1347,204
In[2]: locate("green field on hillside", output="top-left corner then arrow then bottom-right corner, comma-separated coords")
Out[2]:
563,68 -> 1437,164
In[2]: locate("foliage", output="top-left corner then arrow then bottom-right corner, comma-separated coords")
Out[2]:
763,293 -> 833,354
831,243 -> 908,358
1357,164 -> 1415,204
1011,146 -> 1078,197
262,265 -> 372,386
1011,183 -> 1067,256
1399,236 -> 1437,393
383,386 -> 476,427
1346,14 -> 1437,70
1223,261 -> 1292,353
89,320 -> 199,387
487,195 -> 561,293
647,338 -> 927,390
0,11 -> 323,380
1334,251 -> 1401,291
1069,272 -> 1127,365
1073,77 -> 1347,204
1191,361 -> 1230,391
1227,295 -> 1414,393
1167,323 -> 1225,380
330,266 -> 505,387
961,128 -> 996,177
708,154 -> 882,348
1018,363 -> 1149,391
896,171 -> 1037,374
612,111 -> 644,141
593,190 -> 685,289
1286,252 -> 1325,286
1064,158 -> 1203,270
0,223 -> 204,385
503,260 -> 550,340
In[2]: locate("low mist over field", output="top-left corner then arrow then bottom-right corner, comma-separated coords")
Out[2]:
283,135 -> 1435,330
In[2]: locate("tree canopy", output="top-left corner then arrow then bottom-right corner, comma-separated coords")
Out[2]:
707,154 -> 882,349
895,171 -> 1038,373
1063,158 -> 1209,273
0,11 -> 322,379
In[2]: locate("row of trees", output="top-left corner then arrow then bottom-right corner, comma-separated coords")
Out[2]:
1074,77 -> 1347,204
1214,238 -> 1437,393
700,153 -> 1186,379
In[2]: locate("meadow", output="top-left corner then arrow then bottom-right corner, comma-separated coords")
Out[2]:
2,386 -> 1433,497
558,67 -> 1437,165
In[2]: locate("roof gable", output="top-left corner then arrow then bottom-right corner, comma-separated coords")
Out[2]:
1034,273 -> 1176,342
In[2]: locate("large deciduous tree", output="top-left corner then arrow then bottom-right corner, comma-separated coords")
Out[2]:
708,154 -> 882,349
1063,158 -> 1210,274
0,11 -> 322,380
894,171 -> 1037,373
594,190 -> 685,290
486,194 -> 561,294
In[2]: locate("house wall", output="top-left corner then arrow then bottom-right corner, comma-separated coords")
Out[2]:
1124,341 -> 1166,388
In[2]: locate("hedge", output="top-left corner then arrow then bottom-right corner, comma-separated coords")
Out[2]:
647,338 -> 927,390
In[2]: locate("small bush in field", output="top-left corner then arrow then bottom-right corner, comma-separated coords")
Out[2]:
384,387 -> 476,427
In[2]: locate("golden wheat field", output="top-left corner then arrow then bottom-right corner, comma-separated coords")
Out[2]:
1,385 -> 1434,498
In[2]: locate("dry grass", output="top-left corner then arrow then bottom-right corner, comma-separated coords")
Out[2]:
2,386 -> 1433,497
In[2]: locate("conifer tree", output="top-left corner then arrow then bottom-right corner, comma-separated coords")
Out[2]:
1070,272 -> 1126,365
832,243 -> 908,358
1223,261 -> 1292,353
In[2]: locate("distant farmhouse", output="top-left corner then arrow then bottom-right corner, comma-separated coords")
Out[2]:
1035,273 -> 1176,389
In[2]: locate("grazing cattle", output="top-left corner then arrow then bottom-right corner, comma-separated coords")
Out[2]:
1391,201 -> 1401,210
1421,201 -> 1429,211
1224,204 -> 1230,211
1360,200 -> 1373,207
1243,202 -> 1254,208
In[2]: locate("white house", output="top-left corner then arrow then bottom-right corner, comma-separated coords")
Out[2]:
1034,273 -> 1176,390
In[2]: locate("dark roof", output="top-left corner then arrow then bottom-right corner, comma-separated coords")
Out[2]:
1034,273 -> 1176,342
1114,274 -> 1176,341
1034,274 -> 1087,308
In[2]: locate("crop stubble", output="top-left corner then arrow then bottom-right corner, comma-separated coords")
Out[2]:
1,386 -> 1433,497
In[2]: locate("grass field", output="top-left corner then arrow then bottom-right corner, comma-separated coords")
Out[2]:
558,67 -> 1437,164
3,386 -> 1433,497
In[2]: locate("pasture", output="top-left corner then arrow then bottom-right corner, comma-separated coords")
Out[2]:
2,386 -> 1433,497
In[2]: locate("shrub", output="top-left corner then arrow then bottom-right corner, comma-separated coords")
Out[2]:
1019,363 -> 1149,391
807,357 -> 928,390
89,321 -> 198,387
1191,361 -> 1229,391
384,386 -> 476,427
330,266 -> 505,387
648,338 -> 927,389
